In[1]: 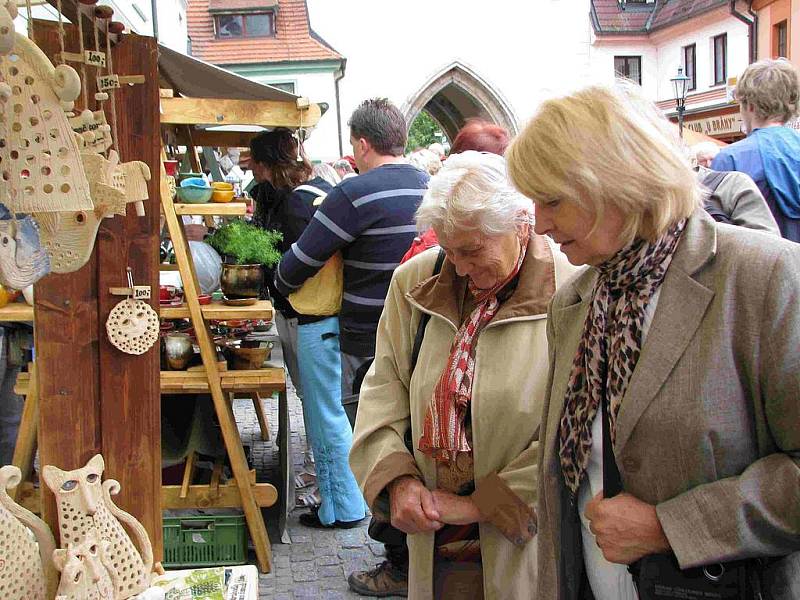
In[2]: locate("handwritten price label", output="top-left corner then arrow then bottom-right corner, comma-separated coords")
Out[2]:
96,75 -> 120,92
85,50 -> 106,67
132,286 -> 151,300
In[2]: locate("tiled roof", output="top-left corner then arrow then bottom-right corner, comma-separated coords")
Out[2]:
188,0 -> 343,65
591,0 -> 729,35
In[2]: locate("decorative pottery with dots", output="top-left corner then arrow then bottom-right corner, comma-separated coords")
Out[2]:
0,33 -> 92,214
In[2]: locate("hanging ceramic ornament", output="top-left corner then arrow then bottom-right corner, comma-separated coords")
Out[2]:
106,298 -> 159,355
0,33 -> 92,213
36,150 -> 150,273
0,465 -> 59,600
0,202 -> 50,289
69,108 -> 113,154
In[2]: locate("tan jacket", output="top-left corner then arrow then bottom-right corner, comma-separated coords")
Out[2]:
536,209 -> 800,600
350,236 -> 577,600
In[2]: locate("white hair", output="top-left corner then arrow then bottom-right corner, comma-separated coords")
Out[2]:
692,141 -> 720,163
415,150 -> 532,236
407,148 -> 442,175
312,162 -> 341,186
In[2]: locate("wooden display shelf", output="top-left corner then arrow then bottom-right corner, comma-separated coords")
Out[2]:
161,368 -> 285,395
159,299 -> 273,321
172,202 -> 247,216
16,368 -> 285,397
0,303 -> 34,322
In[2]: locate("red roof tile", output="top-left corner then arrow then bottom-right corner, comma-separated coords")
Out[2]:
188,0 -> 342,65
592,0 -> 729,35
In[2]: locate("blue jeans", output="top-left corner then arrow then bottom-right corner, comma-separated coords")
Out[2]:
297,317 -> 366,524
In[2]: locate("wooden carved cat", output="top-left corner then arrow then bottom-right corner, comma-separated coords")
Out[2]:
0,465 -> 58,600
42,454 -> 154,600
53,536 -> 117,600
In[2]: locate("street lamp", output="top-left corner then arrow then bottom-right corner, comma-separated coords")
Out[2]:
671,67 -> 691,137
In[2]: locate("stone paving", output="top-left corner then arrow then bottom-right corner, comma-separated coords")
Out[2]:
233,370 -> 405,600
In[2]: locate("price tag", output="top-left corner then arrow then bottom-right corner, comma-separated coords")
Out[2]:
85,50 -> 106,67
96,74 -> 120,92
132,286 -> 151,300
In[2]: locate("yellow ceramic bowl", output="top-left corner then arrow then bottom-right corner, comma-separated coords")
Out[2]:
212,189 -> 235,203
211,181 -> 234,191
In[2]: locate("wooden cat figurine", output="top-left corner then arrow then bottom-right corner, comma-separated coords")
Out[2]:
53,536 -> 117,600
0,465 -> 58,600
42,454 -> 154,600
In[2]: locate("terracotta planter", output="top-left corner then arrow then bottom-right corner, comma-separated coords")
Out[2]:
220,263 -> 264,299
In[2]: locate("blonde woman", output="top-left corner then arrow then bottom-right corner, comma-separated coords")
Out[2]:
507,82 -> 800,599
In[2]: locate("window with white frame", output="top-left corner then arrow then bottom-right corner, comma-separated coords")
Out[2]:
683,44 -> 696,92
712,34 -> 727,85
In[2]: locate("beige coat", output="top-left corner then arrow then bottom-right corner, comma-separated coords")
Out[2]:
536,210 -> 800,599
350,236 -> 577,600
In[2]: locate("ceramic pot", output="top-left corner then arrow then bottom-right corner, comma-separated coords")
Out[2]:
227,343 -> 273,370
220,264 -> 263,299
163,332 -> 193,370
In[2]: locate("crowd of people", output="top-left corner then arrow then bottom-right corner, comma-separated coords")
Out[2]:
248,58 -> 800,599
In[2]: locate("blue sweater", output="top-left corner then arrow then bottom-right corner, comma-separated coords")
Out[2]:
275,163 -> 429,355
711,126 -> 800,242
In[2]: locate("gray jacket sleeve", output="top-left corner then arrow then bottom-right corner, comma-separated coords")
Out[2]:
716,172 -> 780,236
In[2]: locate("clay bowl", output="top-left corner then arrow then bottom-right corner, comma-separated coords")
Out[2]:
228,345 -> 272,370
212,189 -> 235,203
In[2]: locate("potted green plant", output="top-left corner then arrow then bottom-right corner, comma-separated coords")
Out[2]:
205,220 -> 282,298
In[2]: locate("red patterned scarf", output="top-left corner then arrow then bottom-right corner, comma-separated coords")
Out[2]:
418,236 -> 528,463
558,220 -> 686,495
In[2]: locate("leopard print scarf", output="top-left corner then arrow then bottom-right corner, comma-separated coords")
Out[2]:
558,220 -> 686,495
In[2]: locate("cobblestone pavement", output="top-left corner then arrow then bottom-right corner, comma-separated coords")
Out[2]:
233,367 -> 405,600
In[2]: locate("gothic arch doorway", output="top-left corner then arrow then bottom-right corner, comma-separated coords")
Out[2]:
402,62 -> 518,142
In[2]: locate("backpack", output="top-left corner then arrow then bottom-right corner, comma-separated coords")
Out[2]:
700,169 -> 733,225
287,185 -> 344,316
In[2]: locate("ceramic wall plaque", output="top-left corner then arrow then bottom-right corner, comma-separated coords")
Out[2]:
0,202 -> 50,289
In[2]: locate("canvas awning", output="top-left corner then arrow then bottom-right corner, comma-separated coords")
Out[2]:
158,44 -> 296,102
208,0 -> 278,13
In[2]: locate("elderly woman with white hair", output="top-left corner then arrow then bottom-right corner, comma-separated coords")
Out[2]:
349,151 -> 575,599
507,83 -> 800,599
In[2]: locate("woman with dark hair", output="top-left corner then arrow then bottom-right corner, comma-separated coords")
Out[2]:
250,128 -> 367,528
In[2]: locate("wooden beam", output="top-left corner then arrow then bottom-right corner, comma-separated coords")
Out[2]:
161,482 -> 278,510
10,364 -> 38,502
160,97 -> 322,129
175,129 -> 262,149
34,21 -> 102,537
96,31 -> 163,563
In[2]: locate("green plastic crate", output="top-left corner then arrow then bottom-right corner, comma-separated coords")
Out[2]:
162,509 -> 247,568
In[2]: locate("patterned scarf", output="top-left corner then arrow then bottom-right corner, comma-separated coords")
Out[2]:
418,236 -> 528,463
558,220 -> 686,495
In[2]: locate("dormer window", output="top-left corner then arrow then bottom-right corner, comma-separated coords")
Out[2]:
209,1 -> 277,39
215,12 -> 274,38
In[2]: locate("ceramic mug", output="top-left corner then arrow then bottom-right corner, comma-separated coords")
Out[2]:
159,285 -> 177,301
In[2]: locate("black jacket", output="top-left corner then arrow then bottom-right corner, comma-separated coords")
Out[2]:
252,177 -> 334,323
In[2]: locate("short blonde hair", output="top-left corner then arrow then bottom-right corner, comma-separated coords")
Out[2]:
416,151 -> 531,237
735,58 -> 800,124
506,82 -> 701,243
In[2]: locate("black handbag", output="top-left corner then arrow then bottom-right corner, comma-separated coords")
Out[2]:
600,396 -> 768,600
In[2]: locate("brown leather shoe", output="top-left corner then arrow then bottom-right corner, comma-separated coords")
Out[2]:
348,560 -> 408,597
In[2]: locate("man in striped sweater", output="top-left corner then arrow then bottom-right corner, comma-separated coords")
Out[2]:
275,98 -> 429,428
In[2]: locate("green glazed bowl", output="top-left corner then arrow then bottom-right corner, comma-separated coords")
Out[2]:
176,185 -> 213,204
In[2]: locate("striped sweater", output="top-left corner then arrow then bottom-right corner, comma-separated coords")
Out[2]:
275,163 -> 429,355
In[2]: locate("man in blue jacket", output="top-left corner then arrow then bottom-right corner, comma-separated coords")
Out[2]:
711,58 -> 800,242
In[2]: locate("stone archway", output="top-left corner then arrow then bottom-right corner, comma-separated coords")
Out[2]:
402,61 -> 518,142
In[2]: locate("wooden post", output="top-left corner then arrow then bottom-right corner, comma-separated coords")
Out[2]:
33,22 -> 162,560
96,32 -> 163,561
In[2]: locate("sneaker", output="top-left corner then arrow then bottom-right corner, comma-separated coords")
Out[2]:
348,560 -> 408,597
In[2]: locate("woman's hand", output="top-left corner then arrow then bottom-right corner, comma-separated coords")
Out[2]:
388,476 -> 443,535
585,491 -> 671,565
432,490 -> 482,525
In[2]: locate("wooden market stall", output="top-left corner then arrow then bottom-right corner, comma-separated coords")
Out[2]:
10,2 -> 324,576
